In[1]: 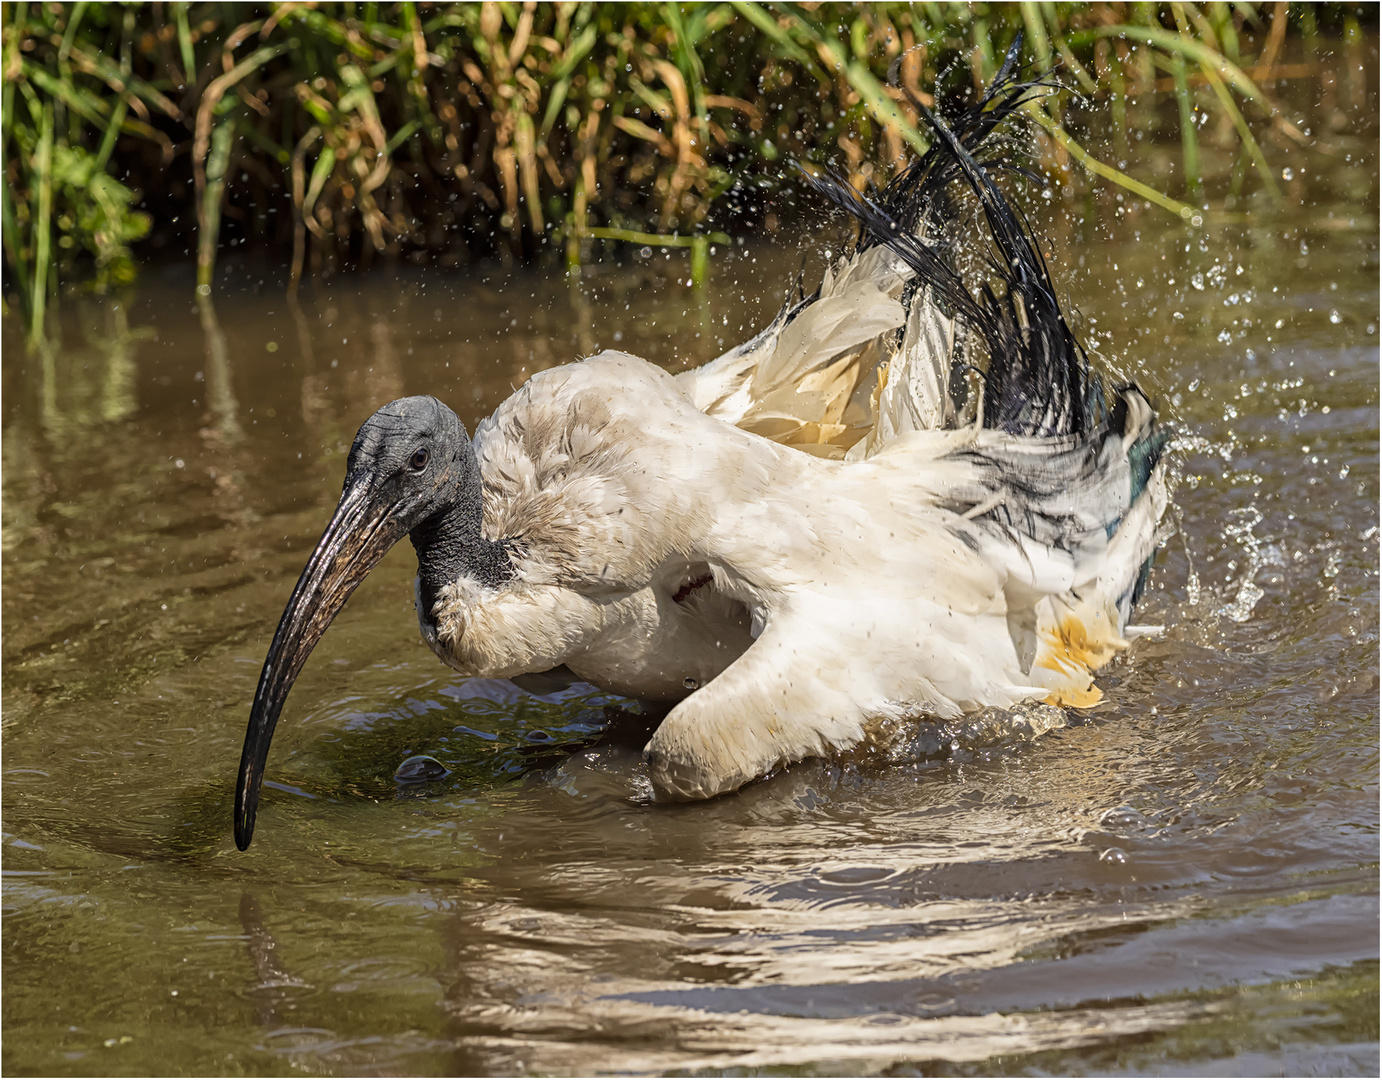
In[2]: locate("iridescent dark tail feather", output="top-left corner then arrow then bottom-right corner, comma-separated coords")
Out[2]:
803,35 -> 1109,442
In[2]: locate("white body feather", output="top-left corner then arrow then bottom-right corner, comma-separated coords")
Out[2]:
418,317 -> 1165,797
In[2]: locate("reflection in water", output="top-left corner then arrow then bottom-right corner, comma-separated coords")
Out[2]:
569,272 -> 596,360
23,300 -> 154,438
367,314 -> 404,405
425,721 -> 1372,1074
94,305 -> 146,423
238,892 -> 315,1029
36,333 -> 60,439
198,294 -> 243,444
290,292 -> 331,433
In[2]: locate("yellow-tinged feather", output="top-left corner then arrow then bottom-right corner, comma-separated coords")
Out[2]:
1032,601 -> 1132,709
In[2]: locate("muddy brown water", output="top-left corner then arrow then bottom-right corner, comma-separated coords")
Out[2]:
4,74 -> 1379,1076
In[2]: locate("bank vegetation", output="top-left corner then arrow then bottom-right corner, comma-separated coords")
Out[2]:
0,2 -> 1369,341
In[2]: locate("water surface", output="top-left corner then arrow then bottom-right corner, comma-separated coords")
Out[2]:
3,65 -> 1378,1076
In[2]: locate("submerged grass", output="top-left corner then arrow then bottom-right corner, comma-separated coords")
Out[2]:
0,2 -> 1370,338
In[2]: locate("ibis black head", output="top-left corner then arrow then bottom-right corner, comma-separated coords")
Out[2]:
234,396 -> 482,850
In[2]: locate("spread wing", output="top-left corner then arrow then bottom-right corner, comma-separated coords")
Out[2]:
677,245 -> 911,455
677,38 -> 1059,463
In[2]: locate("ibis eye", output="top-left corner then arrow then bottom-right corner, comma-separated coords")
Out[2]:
408,447 -> 430,472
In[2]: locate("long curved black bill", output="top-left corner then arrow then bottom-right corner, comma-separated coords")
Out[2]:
234,476 -> 408,850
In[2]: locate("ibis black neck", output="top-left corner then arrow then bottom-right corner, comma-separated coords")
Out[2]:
409,486 -> 512,619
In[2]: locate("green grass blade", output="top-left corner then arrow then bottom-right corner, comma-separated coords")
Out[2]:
785,15 -> 928,156
835,55 -> 928,155
1170,54 -> 1203,200
1020,1 -> 1053,68
579,226 -> 730,247
93,95 -> 129,173
197,111 -> 238,293
21,60 -> 109,124
1026,103 -> 1201,224
303,142 -> 337,222
663,2 -> 708,136
540,77 -> 571,140
1087,23 -> 1270,111
1198,57 -> 1281,199
1169,3 -> 1280,200
29,101 -> 53,345
174,2 -> 196,85
1042,3 -> 1098,95
728,1 -> 820,76
551,22 -> 598,80
382,118 -> 422,157
57,1 -> 87,65
1,159 -> 32,320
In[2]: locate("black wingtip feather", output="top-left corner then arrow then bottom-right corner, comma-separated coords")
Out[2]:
805,39 -> 1104,441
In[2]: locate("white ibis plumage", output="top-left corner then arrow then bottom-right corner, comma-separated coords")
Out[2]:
235,48 -> 1168,849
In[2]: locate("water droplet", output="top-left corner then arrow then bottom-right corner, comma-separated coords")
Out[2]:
1281,167 -> 1294,180
683,677 -> 699,690
394,755 -> 450,782
1329,310 -> 1342,324
1099,806 -> 1147,829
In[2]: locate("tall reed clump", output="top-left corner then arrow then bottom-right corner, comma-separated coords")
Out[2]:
1,2 -> 1363,340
